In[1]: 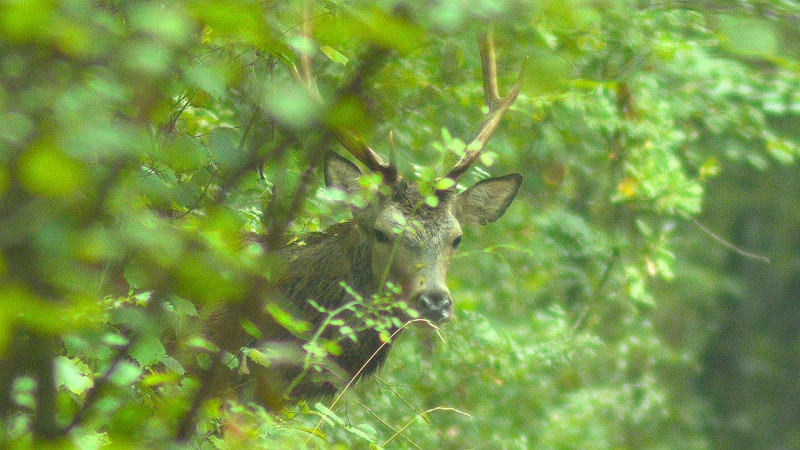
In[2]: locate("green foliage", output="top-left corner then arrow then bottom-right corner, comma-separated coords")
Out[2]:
1,0 -> 799,448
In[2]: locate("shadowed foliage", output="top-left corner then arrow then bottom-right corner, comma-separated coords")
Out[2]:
1,0 -> 800,448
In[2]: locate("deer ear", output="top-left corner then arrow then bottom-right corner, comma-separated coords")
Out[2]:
455,173 -> 522,225
325,151 -> 363,195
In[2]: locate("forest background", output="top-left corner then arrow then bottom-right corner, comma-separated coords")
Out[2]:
1,0 -> 800,448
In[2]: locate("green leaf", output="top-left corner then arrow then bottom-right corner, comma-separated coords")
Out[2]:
323,340 -> 342,356
164,135 -> 209,173
266,303 -> 311,336
102,333 -> 130,348
766,136 -> 798,165
123,259 -> 150,290
319,45 -> 349,65
129,334 -> 167,367
425,195 -> 439,207
479,151 -> 497,167
241,319 -> 262,339
435,177 -> 456,191
141,372 -> 179,386
247,348 -> 271,368
338,325 -> 355,341
168,296 -> 198,317
55,356 -> 94,395
18,142 -> 87,198
196,353 -> 212,371
108,360 -> 142,386
348,9 -> 425,53
441,127 -> 452,142
161,356 -> 186,376
188,337 -> 219,353
699,157 -> 720,179
0,0 -> 54,42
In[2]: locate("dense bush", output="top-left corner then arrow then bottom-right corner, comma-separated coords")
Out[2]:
1,0 -> 799,448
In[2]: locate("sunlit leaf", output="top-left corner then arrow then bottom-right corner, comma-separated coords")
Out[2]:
320,45 -> 349,65
435,177 -> 456,191
266,304 -> 311,336
18,141 -> 87,198
55,356 -> 94,395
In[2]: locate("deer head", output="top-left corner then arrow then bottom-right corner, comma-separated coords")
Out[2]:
324,151 -> 520,322
310,29 -> 523,322
293,22 -> 523,323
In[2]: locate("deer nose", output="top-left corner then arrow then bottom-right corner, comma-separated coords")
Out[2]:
414,290 -> 453,323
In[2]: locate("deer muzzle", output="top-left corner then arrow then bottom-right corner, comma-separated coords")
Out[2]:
413,289 -> 453,323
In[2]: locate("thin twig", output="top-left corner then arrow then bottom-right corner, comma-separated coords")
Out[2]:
373,376 -> 449,441
353,397 -> 422,449
382,406 -> 471,447
692,218 -> 770,263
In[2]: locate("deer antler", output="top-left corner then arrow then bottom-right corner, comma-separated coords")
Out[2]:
292,2 -> 397,182
330,128 -> 396,179
444,29 -> 525,182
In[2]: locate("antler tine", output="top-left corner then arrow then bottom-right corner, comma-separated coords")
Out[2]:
480,28 -> 501,109
445,28 -> 525,182
291,1 -> 396,181
332,129 -> 396,178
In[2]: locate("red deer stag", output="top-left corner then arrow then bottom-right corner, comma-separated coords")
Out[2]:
202,30 -> 523,410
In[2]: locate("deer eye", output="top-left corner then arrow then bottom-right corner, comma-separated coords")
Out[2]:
374,229 -> 390,244
452,235 -> 462,249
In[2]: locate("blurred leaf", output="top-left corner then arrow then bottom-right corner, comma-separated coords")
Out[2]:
190,0 -> 267,45
320,45 -> 349,65
327,96 -> 369,132
699,157 -> 720,179
241,319 -> 262,339
102,333 -> 130,349
164,135 -> 209,172
524,50 -> 570,94
348,8 -> 425,53
717,15 -> 780,58
17,141 -> 88,198
0,0 -> 54,42
55,356 -> 94,395
207,127 -> 242,172
129,3 -> 193,47
267,304 -> 311,336
766,135 -> 799,164
435,177 -> 456,190
425,195 -> 439,207
2,1 -> 800,447
108,360 -> 142,386
185,63 -> 228,99
247,348 -> 271,368
141,371 -> 180,386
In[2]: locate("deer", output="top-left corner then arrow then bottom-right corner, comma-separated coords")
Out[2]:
198,29 -> 524,411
